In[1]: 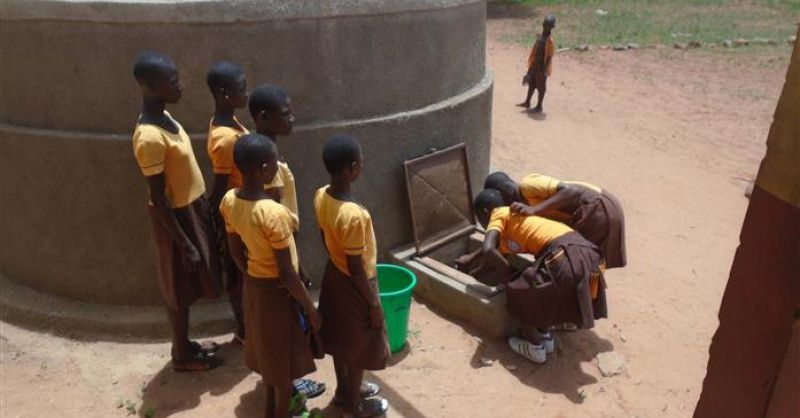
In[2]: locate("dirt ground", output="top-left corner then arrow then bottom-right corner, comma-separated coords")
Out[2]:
0,19 -> 791,418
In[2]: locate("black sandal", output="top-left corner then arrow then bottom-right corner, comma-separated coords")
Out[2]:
172,352 -> 222,372
333,382 -> 381,405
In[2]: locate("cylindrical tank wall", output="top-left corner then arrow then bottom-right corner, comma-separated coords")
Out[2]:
0,0 -> 492,305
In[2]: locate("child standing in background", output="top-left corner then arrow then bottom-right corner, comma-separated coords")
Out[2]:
518,14 -> 556,113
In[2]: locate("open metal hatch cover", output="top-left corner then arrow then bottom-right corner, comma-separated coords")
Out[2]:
404,143 -> 475,255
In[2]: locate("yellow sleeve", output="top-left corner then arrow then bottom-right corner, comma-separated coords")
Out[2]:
264,205 -> 294,250
486,207 -> 507,235
527,43 -> 536,70
519,174 -> 560,202
340,208 -> 367,256
219,192 -> 235,233
208,128 -> 236,175
133,127 -> 166,176
546,38 -> 555,58
281,165 -> 299,219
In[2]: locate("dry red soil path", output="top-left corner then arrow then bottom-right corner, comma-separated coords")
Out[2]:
0,20 -> 789,418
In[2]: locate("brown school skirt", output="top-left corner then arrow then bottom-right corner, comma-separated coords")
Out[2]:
147,197 -> 222,311
506,232 -> 607,329
318,261 -> 390,370
571,189 -> 627,269
243,277 -> 316,384
209,207 -> 243,298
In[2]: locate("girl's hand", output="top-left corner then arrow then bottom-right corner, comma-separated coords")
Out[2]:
510,202 -> 536,216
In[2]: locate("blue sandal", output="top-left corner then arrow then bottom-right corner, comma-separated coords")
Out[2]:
293,378 -> 326,399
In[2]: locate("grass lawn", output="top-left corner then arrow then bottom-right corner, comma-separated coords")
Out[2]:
492,0 -> 800,49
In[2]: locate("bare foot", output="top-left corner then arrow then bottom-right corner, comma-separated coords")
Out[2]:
530,106 -> 543,113
516,102 -> 530,108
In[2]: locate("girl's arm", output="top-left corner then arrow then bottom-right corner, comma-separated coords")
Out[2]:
470,230 -> 511,286
146,174 -> 200,272
275,248 -> 320,330
346,255 -> 384,329
226,232 -> 248,275
510,183 -> 581,216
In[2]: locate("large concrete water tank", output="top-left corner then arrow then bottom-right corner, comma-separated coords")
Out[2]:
0,0 -> 492,311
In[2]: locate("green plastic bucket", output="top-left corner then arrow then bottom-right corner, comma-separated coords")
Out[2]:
377,264 -> 417,353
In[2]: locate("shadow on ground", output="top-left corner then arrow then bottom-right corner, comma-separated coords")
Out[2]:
471,330 -> 614,404
232,343 -> 425,418
523,109 -> 548,120
140,342 -> 249,418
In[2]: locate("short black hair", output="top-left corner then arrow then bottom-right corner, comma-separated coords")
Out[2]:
544,14 -> 556,25
233,133 -> 277,173
206,61 -> 244,94
474,189 -> 505,214
322,135 -> 361,175
484,171 -> 516,195
248,84 -> 289,118
132,51 -> 175,84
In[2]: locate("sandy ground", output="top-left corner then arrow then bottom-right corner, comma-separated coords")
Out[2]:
0,19 -> 791,418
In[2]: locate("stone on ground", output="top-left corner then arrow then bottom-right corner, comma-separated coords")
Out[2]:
721,39 -> 733,48
597,351 -> 625,377
745,181 -> 754,198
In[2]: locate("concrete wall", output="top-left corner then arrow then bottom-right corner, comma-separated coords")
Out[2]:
0,0 -> 493,305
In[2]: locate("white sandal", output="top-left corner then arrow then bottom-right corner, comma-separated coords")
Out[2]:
542,332 -> 555,354
508,336 -> 546,364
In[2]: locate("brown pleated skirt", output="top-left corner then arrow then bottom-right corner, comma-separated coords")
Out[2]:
506,232 -> 607,329
147,197 -> 222,311
209,207 -> 244,306
243,277 -> 316,384
318,261 -> 390,370
570,189 -> 627,269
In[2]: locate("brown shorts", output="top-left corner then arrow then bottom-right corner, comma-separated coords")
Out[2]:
318,261 -> 390,370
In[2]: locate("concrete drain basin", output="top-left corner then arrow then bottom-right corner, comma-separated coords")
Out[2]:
389,144 -> 533,338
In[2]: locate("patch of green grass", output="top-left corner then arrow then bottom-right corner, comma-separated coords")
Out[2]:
493,0 -> 799,48
124,400 -> 137,416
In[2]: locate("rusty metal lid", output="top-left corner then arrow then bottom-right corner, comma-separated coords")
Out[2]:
403,143 -> 475,254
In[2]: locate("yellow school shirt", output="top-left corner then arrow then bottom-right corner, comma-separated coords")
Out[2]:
519,173 -> 602,207
206,117 -> 248,190
527,36 -> 555,76
314,186 -> 378,279
132,114 -> 205,208
486,207 -> 572,255
264,162 -> 299,222
219,189 -> 299,279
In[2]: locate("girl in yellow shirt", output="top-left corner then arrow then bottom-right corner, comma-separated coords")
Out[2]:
131,52 -> 222,372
